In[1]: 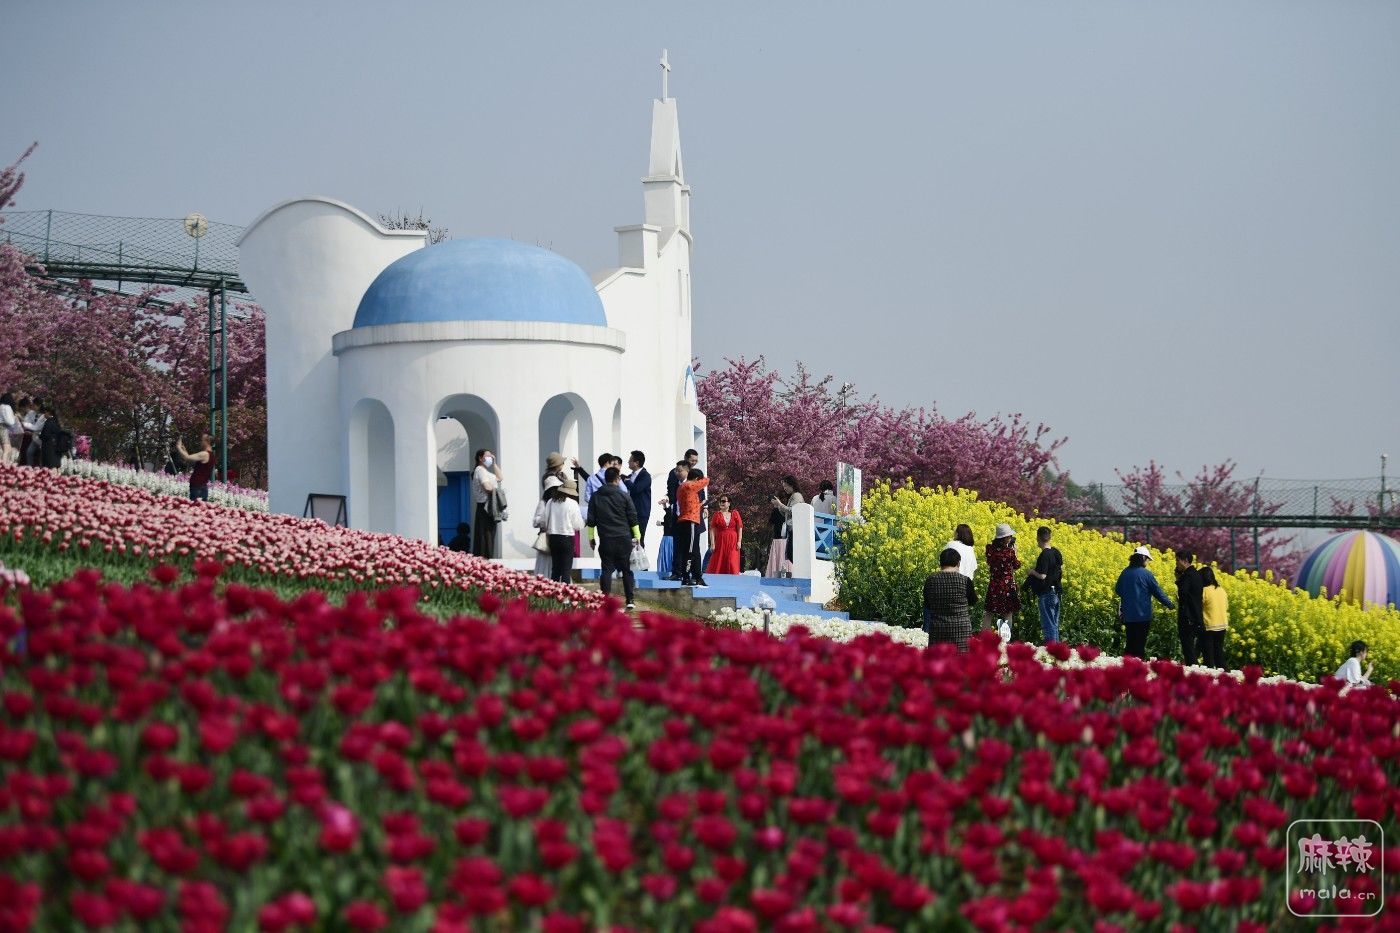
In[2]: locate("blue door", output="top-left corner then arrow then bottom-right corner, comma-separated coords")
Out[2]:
438,472 -> 473,546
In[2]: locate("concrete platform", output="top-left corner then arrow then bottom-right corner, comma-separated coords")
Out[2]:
576,569 -> 848,620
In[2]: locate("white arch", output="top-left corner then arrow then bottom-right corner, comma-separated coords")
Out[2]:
611,399 -> 623,455
436,394 -> 501,465
539,393 -> 594,477
347,397 -> 396,532
434,393 -> 502,556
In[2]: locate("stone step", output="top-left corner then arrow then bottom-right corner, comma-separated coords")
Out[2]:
574,569 -> 847,620
579,569 -> 811,596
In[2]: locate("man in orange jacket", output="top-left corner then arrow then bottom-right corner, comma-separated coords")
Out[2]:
676,468 -> 710,586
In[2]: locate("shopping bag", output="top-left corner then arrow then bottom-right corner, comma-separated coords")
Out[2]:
630,543 -> 651,572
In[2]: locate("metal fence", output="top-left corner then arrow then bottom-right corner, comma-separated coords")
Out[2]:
0,209 -> 246,291
1064,477 -> 1398,530
815,512 -> 841,560
1,208 -> 249,480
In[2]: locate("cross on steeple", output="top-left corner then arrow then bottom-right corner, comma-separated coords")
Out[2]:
660,49 -> 671,99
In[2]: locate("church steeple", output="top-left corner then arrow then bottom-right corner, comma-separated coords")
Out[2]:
643,49 -> 690,234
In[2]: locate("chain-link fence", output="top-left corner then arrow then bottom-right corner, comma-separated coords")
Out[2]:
0,209 -> 245,290
1066,477 -> 1398,528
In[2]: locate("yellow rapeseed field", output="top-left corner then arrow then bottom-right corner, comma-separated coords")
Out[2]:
836,481 -> 1399,683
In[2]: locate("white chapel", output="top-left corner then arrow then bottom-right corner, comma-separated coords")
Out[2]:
237,63 -> 705,567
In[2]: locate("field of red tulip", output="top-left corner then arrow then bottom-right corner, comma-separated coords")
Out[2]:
1,562 -> 1395,931
0,463 -> 600,612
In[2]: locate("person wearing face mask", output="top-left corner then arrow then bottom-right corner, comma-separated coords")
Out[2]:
472,448 -> 504,558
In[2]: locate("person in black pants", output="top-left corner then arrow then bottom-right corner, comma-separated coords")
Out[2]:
39,404 -> 66,469
1114,547 -> 1174,659
1199,567 -> 1228,669
623,450 -> 652,546
1175,550 -> 1205,666
471,448 -> 503,559
586,466 -> 641,609
542,478 -> 586,583
665,460 -> 689,581
1024,526 -> 1064,643
674,468 -> 710,586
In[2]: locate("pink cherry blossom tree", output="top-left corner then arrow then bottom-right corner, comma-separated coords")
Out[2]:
1,148 -> 268,483
1104,460 -> 1294,571
696,357 -> 1070,543
697,358 -> 875,530
1330,496 -> 1400,543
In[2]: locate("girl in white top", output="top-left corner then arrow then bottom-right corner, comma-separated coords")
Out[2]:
0,393 -> 19,464
470,449 -> 503,559
533,476 -> 586,582
943,523 -> 978,580
1335,640 -> 1373,691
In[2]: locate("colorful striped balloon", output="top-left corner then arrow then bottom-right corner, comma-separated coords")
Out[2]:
1295,530 -> 1400,609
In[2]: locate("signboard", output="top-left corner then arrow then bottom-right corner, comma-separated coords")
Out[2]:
304,493 -> 348,527
836,462 -> 861,519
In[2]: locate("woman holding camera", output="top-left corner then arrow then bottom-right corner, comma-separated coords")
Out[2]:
769,475 -> 804,578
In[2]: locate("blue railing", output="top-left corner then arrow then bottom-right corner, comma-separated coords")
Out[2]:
815,512 -> 841,561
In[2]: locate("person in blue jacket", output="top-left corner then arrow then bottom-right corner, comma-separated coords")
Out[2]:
1114,546 -> 1175,659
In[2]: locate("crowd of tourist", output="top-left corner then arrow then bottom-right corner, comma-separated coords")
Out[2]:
2,388 -> 223,502
0,391 -> 70,468
446,442 -> 839,610
8,383 -> 1380,683
921,523 -> 1225,662
436,440 -> 1374,682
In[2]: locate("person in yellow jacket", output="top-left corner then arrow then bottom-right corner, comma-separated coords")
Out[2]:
1200,566 -> 1228,669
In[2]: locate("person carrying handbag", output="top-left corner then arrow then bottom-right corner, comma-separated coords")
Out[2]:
533,476 -> 585,583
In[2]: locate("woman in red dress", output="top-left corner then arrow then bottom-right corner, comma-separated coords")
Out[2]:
983,523 -> 1021,636
706,494 -> 743,575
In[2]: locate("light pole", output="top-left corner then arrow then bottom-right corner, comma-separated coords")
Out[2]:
753,592 -> 776,636
1382,454 -> 1390,518
185,213 -> 226,481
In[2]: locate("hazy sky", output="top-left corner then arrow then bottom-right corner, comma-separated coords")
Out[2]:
4,1 -> 1397,484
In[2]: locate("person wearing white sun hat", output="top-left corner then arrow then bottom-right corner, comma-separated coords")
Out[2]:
532,473 -> 586,583
982,523 -> 1020,641
1114,545 -> 1175,659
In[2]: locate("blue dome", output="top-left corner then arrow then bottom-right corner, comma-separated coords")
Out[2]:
353,237 -> 607,329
